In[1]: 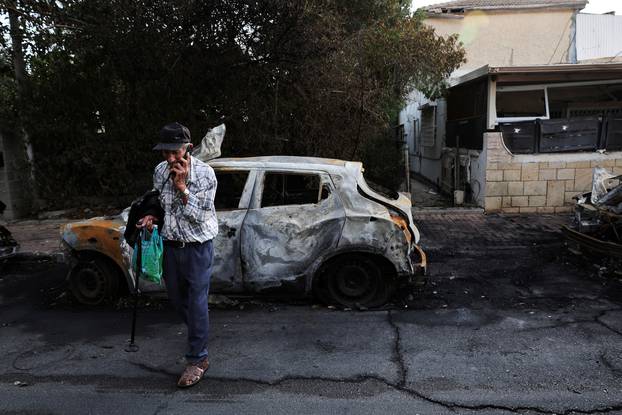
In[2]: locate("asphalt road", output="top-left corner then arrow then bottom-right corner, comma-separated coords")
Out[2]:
1,212 -> 622,414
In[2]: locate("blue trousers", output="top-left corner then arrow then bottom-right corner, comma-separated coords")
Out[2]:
163,240 -> 213,364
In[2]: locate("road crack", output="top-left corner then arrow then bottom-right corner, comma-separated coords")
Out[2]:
387,310 -> 407,387
520,307 -> 622,334
595,308 -> 622,338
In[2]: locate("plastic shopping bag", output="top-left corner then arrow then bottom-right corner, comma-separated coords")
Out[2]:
132,227 -> 164,284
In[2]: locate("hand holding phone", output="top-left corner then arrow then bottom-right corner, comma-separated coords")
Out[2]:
169,145 -> 192,178
171,147 -> 191,192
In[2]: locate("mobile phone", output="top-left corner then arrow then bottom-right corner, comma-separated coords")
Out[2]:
169,145 -> 191,177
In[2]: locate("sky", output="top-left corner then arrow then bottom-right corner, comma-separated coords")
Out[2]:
411,0 -> 622,14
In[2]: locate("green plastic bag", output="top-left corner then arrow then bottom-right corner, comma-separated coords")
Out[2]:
132,227 -> 164,284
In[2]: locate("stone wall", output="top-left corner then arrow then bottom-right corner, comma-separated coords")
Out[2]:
483,132 -> 622,213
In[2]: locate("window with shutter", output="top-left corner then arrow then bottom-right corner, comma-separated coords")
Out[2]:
421,107 -> 436,147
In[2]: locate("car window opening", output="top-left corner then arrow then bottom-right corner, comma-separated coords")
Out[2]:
262,173 -> 322,207
214,171 -> 249,210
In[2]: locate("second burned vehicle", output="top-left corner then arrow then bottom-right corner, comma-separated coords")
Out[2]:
60,156 -> 427,308
563,167 -> 622,273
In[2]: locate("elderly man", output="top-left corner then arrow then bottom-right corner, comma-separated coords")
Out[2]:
139,122 -> 218,388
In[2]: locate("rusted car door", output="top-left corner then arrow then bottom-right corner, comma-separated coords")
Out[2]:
240,170 -> 346,292
211,168 -> 256,292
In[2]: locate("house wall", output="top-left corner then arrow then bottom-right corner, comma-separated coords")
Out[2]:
576,13 -> 622,63
403,7 -> 578,189
440,148 -> 487,206
399,93 -> 446,187
399,94 -> 421,177
483,132 -> 622,213
404,6 -> 588,198
470,148 -> 487,207
429,9 -> 577,73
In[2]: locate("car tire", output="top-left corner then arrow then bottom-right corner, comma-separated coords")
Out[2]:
68,255 -> 121,306
317,254 -> 395,309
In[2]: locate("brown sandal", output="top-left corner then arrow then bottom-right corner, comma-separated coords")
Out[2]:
177,359 -> 209,388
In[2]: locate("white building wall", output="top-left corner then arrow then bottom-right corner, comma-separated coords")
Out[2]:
429,9 -> 577,71
469,149 -> 487,208
399,92 -> 446,187
398,92 -> 421,175
576,13 -> 622,62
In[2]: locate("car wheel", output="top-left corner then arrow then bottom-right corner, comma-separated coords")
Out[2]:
68,255 -> 120,306
320,254 -> 395,309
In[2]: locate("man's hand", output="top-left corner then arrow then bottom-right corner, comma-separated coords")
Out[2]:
170,157 -> 189,193
137,215 -> 157,231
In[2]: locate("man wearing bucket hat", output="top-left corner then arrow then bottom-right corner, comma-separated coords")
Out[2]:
139,122 -> 218,388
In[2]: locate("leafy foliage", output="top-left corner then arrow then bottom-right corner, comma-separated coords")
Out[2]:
0,0 -> 464,207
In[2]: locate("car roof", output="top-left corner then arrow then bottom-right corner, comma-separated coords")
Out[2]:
208,156 -> 360,173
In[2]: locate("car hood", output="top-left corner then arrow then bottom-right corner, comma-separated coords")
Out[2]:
60,216 -> 127,270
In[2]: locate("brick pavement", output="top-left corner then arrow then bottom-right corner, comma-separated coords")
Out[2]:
410,178 -> 453,208
412,210 -> 571,251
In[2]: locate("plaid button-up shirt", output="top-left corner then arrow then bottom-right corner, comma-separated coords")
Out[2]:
153,156 -> 218,242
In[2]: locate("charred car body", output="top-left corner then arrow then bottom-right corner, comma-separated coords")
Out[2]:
563,167 -> 622,269
61,156 -> 427,308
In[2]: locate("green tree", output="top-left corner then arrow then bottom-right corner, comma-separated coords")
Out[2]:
0,0 -> 464,208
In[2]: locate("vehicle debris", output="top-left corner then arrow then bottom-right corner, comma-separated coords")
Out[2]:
208,294 -> 239,308
563,168 -> 622,276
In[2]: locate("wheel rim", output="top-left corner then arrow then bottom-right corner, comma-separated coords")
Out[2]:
328,259 -> 381,306
335,264 -> 372,297
71,263 -> 108,305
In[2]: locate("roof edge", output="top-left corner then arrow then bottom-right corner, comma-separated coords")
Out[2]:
449,63 -> 622,87
425,1 -> 587,14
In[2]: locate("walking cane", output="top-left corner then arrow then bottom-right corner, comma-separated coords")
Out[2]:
125,227 -> 142,353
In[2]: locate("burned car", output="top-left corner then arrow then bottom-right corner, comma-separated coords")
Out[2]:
563,167 -> 622,270
61,156 -> 427,308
